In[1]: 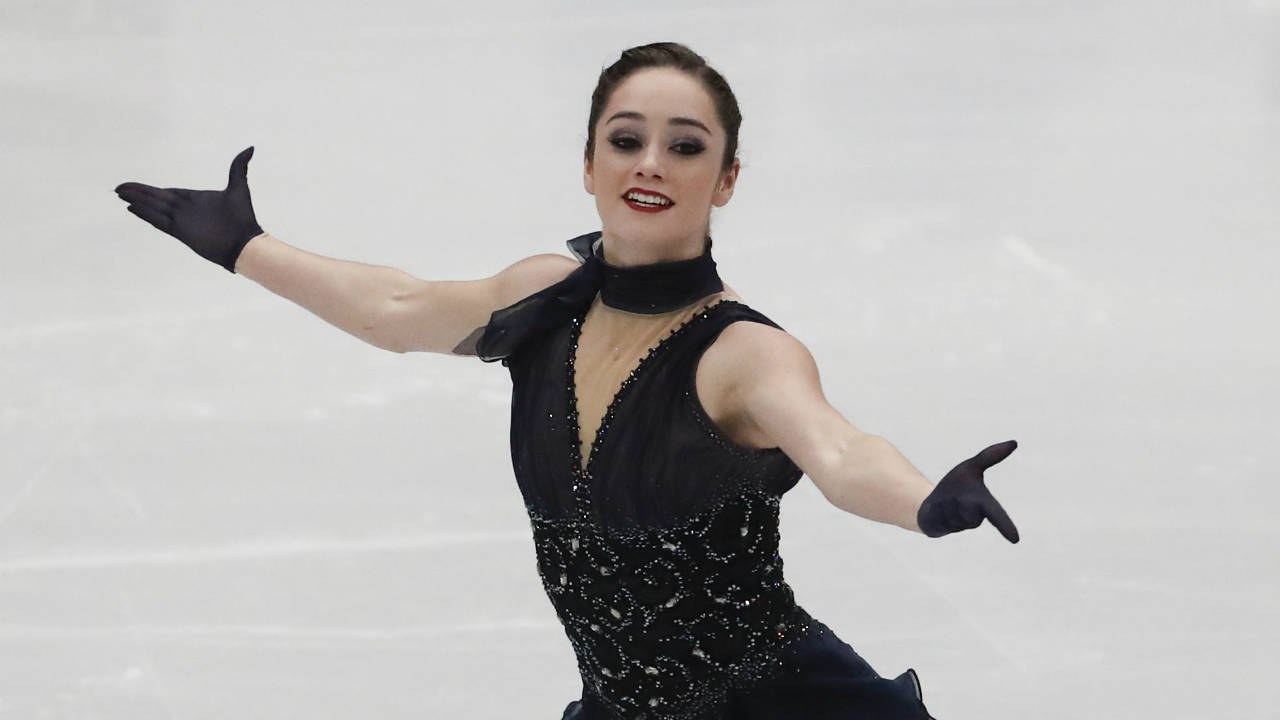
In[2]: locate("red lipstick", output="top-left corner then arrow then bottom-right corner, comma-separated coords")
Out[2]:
622,187 -> 674,213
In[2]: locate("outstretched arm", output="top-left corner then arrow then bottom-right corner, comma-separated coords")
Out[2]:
714,322 -> 1018,541
234,232 -> 424,352
115,146 -> 579,355
114,146 -> 418,351
237,238 -> 578,355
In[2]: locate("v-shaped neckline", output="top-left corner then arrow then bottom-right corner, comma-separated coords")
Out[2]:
567,297 -> 738,479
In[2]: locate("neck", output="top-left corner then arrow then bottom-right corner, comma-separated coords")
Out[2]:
598,230 -> 710,267
589,231 -> 722,314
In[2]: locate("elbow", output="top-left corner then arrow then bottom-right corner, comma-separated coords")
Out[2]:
369,294 -> 416,354
812,433 -> 881,516
809,447 -> 856,514
822,476 -> 864,517
358,321 -> 410,354
377,333 -> 410,354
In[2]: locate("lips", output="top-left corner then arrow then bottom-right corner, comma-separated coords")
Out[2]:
624,187 -> 673,204
623,187 -> 674,213
624,197 -> 672,213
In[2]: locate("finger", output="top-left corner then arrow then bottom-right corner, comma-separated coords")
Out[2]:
970,439 -> 1017,471
118,190 -> 173,218
125,203 -> 173,234
165,187 -> 194,201
116,184 -> 179,211
226,146 -> 254,191
983,495 -> 1019,543
115,181 -> 173,200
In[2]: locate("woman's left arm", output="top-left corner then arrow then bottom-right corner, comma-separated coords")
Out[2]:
716,323 -> 1019,542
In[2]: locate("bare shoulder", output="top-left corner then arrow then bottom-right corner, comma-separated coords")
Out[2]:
491,252 -> 580,308
707,317 -> 817,384
696,308 -> 821,448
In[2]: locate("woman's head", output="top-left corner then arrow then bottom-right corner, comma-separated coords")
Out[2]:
583,42 -> 743,264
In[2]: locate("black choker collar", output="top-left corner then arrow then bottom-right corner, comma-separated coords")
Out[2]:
573,231 -> 724,314
473,230 -> 724,363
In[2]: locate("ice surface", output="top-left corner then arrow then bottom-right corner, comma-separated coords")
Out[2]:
1,1 -> 1276,717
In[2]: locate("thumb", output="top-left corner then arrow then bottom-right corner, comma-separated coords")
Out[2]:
226,146 -> 254,191
970,439 -> 1017,471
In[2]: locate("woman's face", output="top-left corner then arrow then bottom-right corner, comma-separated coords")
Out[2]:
584,66 -> 739,258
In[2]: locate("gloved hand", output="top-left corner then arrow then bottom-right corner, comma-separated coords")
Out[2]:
114,146 -> 264,273
917,439 -> 1020,542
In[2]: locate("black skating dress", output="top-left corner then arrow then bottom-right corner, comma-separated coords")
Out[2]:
475,232 -> 937,720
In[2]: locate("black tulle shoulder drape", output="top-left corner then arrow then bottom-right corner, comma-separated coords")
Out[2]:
473,232 -> 603,364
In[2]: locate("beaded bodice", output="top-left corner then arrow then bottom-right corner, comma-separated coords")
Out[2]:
502,298 -> 816,719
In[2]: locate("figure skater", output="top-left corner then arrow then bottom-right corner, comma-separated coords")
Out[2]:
114,41 -> 1019,720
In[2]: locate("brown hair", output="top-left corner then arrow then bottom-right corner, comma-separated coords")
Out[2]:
585,42 -> 742,175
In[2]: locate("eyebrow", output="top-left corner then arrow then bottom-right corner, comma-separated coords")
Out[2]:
606,111 -> 711,135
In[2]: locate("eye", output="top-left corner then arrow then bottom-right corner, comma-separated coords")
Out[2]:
608,135 -> 705,157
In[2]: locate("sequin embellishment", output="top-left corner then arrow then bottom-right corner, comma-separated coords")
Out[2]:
528,299 -> 817,719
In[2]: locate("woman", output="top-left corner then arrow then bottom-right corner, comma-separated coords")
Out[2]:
114,41 -> 1019,720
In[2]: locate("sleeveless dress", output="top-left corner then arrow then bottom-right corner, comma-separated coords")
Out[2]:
492,294 -> 938,720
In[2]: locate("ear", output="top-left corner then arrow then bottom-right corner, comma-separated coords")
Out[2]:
711,157 -> 740,208
583,152 -> 595,196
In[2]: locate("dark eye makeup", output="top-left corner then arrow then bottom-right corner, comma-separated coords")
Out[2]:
608,135 -> 705,156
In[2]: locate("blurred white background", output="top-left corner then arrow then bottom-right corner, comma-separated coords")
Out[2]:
2,1 -> 1277,717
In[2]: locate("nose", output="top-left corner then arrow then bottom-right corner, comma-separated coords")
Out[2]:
634,142 -> 664,179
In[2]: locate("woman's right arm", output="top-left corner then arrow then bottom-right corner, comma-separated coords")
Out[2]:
237,233 -> 579,355
114,146 -> 579,356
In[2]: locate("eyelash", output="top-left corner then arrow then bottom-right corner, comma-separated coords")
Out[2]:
608,136 -> 704,156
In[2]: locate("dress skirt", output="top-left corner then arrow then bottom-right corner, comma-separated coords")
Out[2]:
559,619 -> 937,719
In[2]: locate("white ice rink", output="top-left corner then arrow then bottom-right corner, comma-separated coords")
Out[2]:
3,1 -> 1278,717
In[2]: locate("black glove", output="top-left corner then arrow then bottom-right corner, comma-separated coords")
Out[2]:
917,439 -> 1020,542
114,146 -> 264,273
